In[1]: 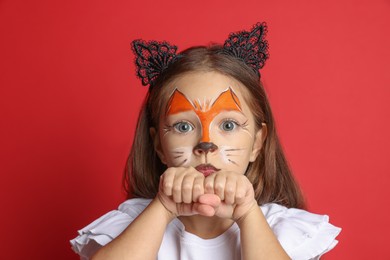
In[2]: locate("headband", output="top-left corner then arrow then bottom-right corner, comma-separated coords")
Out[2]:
131,22 -> 269,87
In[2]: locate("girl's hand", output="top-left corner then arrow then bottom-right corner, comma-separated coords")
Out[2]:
201,171 -> 257,221
157,168 -> 257,221
158,167 -> 219,217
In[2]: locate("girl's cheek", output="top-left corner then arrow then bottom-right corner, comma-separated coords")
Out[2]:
164,134 -> 198,148
213,131 -> 253,146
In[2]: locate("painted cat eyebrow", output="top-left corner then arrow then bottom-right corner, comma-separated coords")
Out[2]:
165,87 -> 242,116
165,87 -> 244,142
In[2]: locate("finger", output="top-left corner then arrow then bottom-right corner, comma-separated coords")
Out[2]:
182,174 -> 195,204
172,172 -> 185,203
192,175 -> 204,202
224,176 -> 237,205
198,193 -> 221,207
161,169 -> 175,196
235,177 -> 247,204
214,173 -> 226,200
204,173 -> 216,194
176,202 -> 196,216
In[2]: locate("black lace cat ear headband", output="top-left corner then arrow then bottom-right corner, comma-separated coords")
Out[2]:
131,22 -> 269,88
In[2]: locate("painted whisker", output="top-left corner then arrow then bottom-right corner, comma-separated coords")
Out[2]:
228,159 -> 239,165
178,159 -> 188,166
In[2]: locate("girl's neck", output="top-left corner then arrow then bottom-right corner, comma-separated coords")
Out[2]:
178,215 -> 234,239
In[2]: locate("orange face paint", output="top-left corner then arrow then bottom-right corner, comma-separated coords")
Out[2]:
166,87 -> 242,142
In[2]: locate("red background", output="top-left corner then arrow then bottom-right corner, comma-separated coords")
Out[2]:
1,0 -> 389,259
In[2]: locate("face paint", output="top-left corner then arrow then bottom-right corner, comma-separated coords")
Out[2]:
156,71 -> 263,175
166,87 -> 242,142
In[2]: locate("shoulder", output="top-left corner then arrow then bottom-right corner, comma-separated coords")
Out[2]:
261,203 -> 341,260
70,198 -> 152,258
118,198 -> 152,217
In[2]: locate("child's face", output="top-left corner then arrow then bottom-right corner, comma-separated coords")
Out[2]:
152,71 -> 265,176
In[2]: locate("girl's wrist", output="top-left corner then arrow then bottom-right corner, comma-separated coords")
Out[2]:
235,201 -> 260,228
154,196 -> 177,222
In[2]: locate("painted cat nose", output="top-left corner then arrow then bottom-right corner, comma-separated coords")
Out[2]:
193,142 -> 218,155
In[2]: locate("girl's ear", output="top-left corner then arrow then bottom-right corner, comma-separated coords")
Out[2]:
150,127 -> 167,165
249,123 -> 267,162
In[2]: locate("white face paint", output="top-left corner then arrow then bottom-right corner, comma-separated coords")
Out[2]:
155,71 -> 265,176
218,145 -> 247,166
169,146 -> 193,167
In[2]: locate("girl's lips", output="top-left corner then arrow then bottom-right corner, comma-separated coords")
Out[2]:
195,164 -> 220,177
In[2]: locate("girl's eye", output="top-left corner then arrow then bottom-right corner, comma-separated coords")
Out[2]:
220,120 -> 238,131
173,122 -> 194,133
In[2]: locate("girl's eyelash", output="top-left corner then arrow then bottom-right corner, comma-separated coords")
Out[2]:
164,119 -> 248,132
222,118 -> 247,127
164,120 -> 195,133
173,120 -> 195,127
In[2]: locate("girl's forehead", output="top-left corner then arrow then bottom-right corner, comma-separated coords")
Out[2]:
165,71 -> 247,102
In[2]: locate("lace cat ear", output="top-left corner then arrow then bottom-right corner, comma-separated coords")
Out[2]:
131,40 -> 179,87
222,22 -> 269,77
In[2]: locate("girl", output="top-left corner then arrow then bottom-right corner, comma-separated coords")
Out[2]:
71,23 -> 341,260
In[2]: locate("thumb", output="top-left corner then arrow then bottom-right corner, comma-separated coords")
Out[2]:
193,203 -> 216,217
198,194 -> 221,207
193,194 -> 221,217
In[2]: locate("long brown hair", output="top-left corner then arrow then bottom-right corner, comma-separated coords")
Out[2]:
124,46 -> 305,209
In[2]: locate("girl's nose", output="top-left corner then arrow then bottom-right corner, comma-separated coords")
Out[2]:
193,142 -> 218,155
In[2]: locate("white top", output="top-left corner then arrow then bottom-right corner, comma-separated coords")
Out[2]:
70,198 -> 341,260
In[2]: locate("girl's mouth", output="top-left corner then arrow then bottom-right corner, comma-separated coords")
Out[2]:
195,164 -> 220,177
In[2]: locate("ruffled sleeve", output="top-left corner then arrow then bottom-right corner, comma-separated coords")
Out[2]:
261,203 -> 341,260
70,199 -> 151,259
